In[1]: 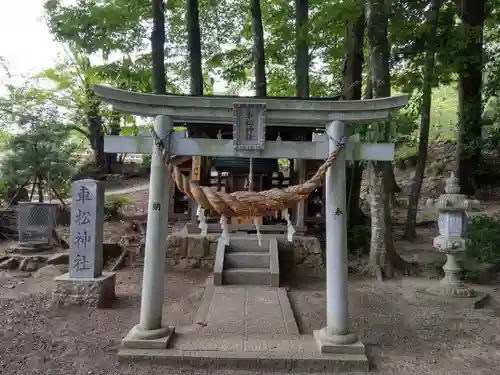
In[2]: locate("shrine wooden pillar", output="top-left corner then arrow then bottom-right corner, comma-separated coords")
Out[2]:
188,128 -> 212,226
294,160 -> 306,232
190,155 -> 201,224
293,134 -> 307,233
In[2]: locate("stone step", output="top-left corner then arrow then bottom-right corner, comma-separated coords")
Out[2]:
226,238 -> 269,253
223,268 -> 270,285
224,252 -> 270,269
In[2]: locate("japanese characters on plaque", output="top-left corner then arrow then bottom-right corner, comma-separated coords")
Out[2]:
69,180 -> 104,279
233,102 -> 266,151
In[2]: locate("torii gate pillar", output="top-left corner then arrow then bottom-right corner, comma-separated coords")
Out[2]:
123,115 -> 175,348
314,120 -> 361,353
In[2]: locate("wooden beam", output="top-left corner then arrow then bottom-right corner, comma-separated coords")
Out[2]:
104,133 -> 395,161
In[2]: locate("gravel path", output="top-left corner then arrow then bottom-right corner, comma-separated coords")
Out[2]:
289,276 -> 500,375
1,268 -> 499,375
0,268 -> 210,375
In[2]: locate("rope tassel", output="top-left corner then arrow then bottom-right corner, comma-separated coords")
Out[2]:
196,205 -> 208,236
220,215 -> 230,245
281,208 -> 295,242
254,217 -> 263,246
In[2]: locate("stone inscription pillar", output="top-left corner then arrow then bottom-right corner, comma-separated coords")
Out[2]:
69,179 -> 104,278
52,179 -> 116,308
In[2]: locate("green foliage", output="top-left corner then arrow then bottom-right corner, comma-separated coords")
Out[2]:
483,125 -> 500,155
0,108 -> 80,196
104,194 -> 131,221
428,160 -> 446,176
141,154 -> 152,171
23,0 -> 500,190
0,178 -> 9,204
44,0 -> 150,57
482,96 -> 500,151
429,85 -> 458,141
463,214 -> 500,281
394,144 -> 418,169
395,144 -> 418,160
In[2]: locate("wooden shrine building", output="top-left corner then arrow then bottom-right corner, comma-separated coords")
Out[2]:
167,122 -> 326,233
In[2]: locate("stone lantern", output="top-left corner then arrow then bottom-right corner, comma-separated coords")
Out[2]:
426,173 -> 480,297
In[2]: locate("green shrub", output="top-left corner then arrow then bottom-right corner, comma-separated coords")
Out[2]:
141,154 -> 152,170
394,145 -> 417,170
428,160 -> 445,176
104,195 -> 131,221
465,214 -> 500,264
0,176 -> 9,204
462,214 -> 500,281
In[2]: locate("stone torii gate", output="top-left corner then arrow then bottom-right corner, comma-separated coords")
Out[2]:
94,84 -> 407,355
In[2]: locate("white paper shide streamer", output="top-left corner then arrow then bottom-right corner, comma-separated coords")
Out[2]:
196,204 -> 208,236
219,215 -> 230,245
281,208 -> 295,242
253,217 -> 262,246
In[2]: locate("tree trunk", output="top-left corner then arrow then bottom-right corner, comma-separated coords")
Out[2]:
292,0 -> 309,230
37,176 -> 44,203
404,0 -> 442,240
251,0 -> 267,97
187,0 -> 203,95
151,0 -> 166,95
342,9 -> 364,101
80,58 -> 105,169
342,7 -> 367,227
29,178 -> 37,201
295,0 -> 309,98
368,162 -> 384,277
347,163 -> 367,226
366,0 -> 417,279
387,164 -> 400,194
105,110 -> 121,173
455,0 -> 485,196
186,0 -> 205,222
87,98 -> 105,168
364,64 -> 373,99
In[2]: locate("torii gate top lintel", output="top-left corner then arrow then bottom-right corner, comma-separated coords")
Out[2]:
93,84 -> 408,126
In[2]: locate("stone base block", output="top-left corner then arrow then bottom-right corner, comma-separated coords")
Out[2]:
313,329 -> 367,355
426,280 -> 477,298
118,334 -> 369,373
122,324 -> 175,350
52,272 -> 116,308
420,287 -> 490,309
10,241 -> 54,254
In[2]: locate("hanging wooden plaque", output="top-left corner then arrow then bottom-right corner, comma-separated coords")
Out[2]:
191,156 -> 201,181
233,102 -> 266,151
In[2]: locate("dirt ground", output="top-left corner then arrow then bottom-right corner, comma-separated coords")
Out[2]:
0,267 -> 210,375
0,262 -> 499,375
2,155 -> 500,374
290,277 -> 500,375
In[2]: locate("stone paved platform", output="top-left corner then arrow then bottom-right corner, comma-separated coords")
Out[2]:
193,285 -> 300,335
118,282 -> 369,372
